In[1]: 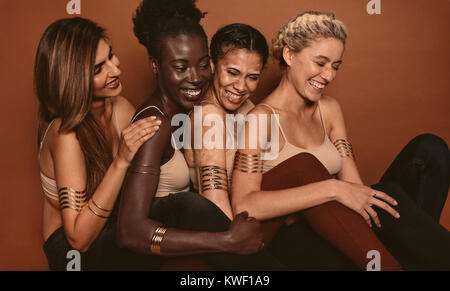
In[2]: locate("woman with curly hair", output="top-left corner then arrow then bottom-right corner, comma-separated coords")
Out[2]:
116,0 -> 281,270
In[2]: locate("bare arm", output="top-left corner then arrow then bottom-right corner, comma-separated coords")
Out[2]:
321,96 -> 401,226
116,108 -> 263,256
231,106 -> 337,220
323,96 -> 364,184
190,103 -> 233,219
52,100 -> 159,252
231,103 -> 400,226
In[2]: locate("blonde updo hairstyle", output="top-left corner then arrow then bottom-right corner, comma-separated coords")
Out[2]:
272,11 -> 348,67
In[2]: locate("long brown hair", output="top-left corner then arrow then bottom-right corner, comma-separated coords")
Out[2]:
34,17 -> 113,198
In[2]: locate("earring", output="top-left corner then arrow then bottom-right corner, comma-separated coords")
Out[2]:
210,60 -> 215,74
151,59 -> 158,74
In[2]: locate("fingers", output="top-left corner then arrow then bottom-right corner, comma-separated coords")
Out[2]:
373,190 -> 398,206
364,205 -> 381,228
235,211 -> 249,220
122,117 -> 161,145
134,127 -> 158,145
135,131 -> 154,146
370,197 -> 401,219
122,116 -> 157,135
357,208 -> 373,228
235,211 -> 258,222
123,128 -> 156,149
131,121 -> 161,143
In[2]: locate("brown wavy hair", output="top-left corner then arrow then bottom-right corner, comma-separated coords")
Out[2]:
34,17 -> 113,198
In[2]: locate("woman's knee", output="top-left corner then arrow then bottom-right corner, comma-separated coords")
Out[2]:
409,134 -> 449,170
413,134 -> 449,158
170,192 -> 231,230
174,192 -> 224,214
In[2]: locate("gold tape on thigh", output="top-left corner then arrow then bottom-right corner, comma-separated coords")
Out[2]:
333,139 -> 355,160
234,151 -> 263,173
199,165 -> 228,192
58,187 -> 87,212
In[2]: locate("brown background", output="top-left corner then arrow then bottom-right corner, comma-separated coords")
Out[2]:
0,0 -> 449,270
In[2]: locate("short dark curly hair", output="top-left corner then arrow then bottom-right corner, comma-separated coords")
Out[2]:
210,23 -> 269,68
133,0 -> 207,60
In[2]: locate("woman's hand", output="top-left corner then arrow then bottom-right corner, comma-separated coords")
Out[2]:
116,116 -> 161,167
334,180 -> 400,228
226,211 -> 264,255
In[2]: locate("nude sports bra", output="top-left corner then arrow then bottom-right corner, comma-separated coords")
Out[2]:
259,102 -> 342,176
38,119 -> 59,201
131,105 -> 190,197
38,98 -> 122,201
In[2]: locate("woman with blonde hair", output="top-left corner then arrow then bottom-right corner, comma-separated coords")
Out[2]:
35,17 -> 160,270
232,11 -> 450,270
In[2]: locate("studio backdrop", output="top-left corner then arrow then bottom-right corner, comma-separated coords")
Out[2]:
0,0 -> 449,270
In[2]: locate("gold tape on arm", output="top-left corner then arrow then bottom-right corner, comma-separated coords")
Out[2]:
333,139 -> 355,160
86,198 -> 112,219
234,151 -> 264,173
58,187 -> 87,212
199,165 -> 228,192
149,227 -> 167,255
128,164 -> 160,175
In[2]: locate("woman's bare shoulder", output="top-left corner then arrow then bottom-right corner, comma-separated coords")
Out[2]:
112,96 -> 136,127
320,95 -> 343,114
199,101 -> 226,116
47,118 -> 77,146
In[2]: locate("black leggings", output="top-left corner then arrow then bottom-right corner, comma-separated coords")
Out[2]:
149,192 -> 360,270
267,134 -> 450,270
148,192 -> 285,270
372,133 -> 450,270
43,135 -> 449,270
43,220 -> 150,270
43,192 -> 284,270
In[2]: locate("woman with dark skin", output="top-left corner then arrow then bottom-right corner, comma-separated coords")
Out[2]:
116,0 -> 275,270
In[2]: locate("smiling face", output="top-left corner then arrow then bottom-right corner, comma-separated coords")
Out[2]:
156,33 -> 211,111
284,37 -> 344,103
212,48 -> 263,112
92,38 -> 122,98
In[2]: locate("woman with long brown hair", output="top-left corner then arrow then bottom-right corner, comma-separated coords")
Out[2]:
35,17 -> 159,270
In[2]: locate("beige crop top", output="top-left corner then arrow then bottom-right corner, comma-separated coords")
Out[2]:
189,99 -> 255,191
132,105 -> 190,197
259,102 -> 342,175
38,98 -> 122,201
39,119 -> 59,201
